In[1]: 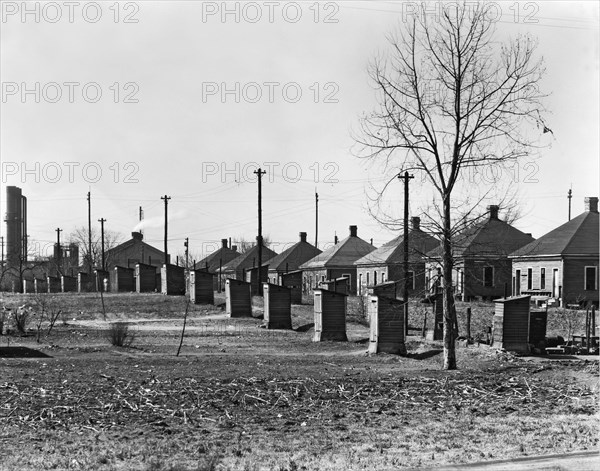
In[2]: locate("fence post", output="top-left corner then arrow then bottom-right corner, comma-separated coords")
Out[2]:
467,307 -> 472,340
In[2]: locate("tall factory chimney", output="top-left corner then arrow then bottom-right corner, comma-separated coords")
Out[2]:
4,186 -> 27,266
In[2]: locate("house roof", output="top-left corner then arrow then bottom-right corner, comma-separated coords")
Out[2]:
509,210 -> 599,258
264,240 -> 322,271
426,209 -> 534,259
197,247 -> 239,272
300,227 -> 376,269
107,234 -> 164,258
220,244 -> 278,272
354,228 -> 438,266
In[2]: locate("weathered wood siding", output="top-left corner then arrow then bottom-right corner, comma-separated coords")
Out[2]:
94,270 -> 110,292
313,289 -> 347,341
161,264 -> 186,296
135,263 -> 156,293
47,276 -> 61,293
493,296 -> 530,353
529,310 -> 547,346
34,278 -> 47,294
368,295 -> 406,354
190,270 -> 215,305
111,266 -> 135,293
281,271 -> 302,304
78,272 -> 93,292
61,275 -> 77,293
226,279 -> 252,317
263,283 -> 292,329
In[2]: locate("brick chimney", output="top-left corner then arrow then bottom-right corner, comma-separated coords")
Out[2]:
585,196 -> 599,213
349,225 -> 358,237
299,232 -> 307,242
334,234 -> 338,244
487,205 -> 499,220
131,231 -> 143,241
232,245 -> 238,252
411,217 -> 421,230
221,238 -> 228,248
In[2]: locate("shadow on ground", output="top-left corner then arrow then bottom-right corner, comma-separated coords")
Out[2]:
407,349 -> 443,360
0,347 -> 52,358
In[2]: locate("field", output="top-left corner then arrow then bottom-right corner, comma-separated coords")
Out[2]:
0,292 -> 598,470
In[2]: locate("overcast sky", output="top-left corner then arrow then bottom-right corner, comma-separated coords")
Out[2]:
1,1 -> 598,261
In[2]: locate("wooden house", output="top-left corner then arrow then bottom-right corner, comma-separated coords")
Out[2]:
425,205 -> 534,301
105,231 -> 166,271
263,232 -> 321,284
354,217 -> 438,297
300,225 -> 376,296
509,197 -> 599,307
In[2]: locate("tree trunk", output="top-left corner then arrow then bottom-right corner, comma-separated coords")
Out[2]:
442,198 -> 457,370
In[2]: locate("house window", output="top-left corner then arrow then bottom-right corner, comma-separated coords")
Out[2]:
483,266 -> 494,287
381,272 -> 386,283
321,275 -> 325,283
374,271 -> 378,285
407,271 -> 415,290
366,272 -> 370,287
514,269 -> 521,295
358,273 -> 363,295
585,266 -> 598,291
540,268 -> 546,290
527,268 -> 533,290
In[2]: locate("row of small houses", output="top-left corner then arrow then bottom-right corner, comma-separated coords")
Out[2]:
19,197 -> 599,308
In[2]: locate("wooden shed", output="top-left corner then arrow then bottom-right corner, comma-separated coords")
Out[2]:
367,280 -> 401,299
281,270 -> 303,304
492,295 -> 531,353
424,292 -> 444,341
135,263 -> 156,293
78,272 -> 93,292
263,283 -> 292,329
319,277 -> 350,295
47,276 -> 61,293
313,288 -> 348,342
226,278 -> 252,317
22,278 -> 34,294
368,295 -> 407,354
189,270 -> 215,305
61,275 -> 77,292
94,269 -> 110,292
245,265 -> 269,296
111,266 -> 135,293
34,277 -> 47,294
161,264 -> 186,296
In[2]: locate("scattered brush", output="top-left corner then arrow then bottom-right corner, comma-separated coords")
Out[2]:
108,321 -> 135,347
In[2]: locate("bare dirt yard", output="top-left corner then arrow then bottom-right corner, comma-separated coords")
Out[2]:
0,292 -> 598,470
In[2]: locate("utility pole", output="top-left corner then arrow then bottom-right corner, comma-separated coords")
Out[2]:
161,195 -> 171,264
98,218 -> 106,271
55,227 -> 63,274
568,188 -> 572,221
1,236 -> 4,265
254,168 -> 266,294
399,171 -> 414,337
87,191 -> 93,272
315,190 -> 319,249
184,237 -> 189,269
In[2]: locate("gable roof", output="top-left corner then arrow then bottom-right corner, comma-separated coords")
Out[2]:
264,238 -> 322,271
510,210 -> 599,258
300,227 -> 376,269
355,227 -> 438,266
220,244 -> 278,272
107,234 -> 164,258
197,246 -> 240,272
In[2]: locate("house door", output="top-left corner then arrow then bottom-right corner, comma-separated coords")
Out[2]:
552,269 -> 559,298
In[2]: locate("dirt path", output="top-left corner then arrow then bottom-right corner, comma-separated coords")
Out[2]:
435,450 -> 600,470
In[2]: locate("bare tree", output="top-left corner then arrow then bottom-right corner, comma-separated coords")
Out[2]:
355,4 -> 547,369
68,226 -> 123,272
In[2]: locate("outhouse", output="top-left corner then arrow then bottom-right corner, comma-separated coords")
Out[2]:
161,264 -> 186,296
226,279 -> 252,317
313,288 -> 348,342
368,295 -> 407,354
492,295 -> 531,353
135,263 -> 156,292
189,270 -> 215,305
263,283 -> 292,329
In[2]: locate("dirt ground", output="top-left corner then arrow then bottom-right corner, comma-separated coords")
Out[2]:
0,292 -> 598,470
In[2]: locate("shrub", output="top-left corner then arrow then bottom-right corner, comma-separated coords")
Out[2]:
13,304 -> 32,334
108,321 -> 134,347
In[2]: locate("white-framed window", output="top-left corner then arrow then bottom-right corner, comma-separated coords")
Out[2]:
585,266 -> 598,291
381,272 -> 386,283
366,272 -> 370,287
374,271 -> 378,285
527,267 -> 533,290
483,266 -> 494,287
540,267 -> 546,290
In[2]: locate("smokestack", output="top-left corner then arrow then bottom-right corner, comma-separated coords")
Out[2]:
585,197 -> 599,213
411,217 -> 421,230
299,232 -> 307,242
349,225 -> 358,237
222,238 -> 228,248
334,234 -> 338,244
487,205 -> 499,220
232,245 -> 238,252
132,231 -> 143,241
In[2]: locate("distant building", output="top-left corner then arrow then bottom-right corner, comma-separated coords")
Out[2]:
105,232 -> 166,271
509,197 -> 599,307
196,239 -> 239,273
264,232 -> 321,284
53,242 -> 79,276
354,217 -> 438,297
425,205 -> 534,301
300,225 -> 376,296
218,243 -> 278,285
